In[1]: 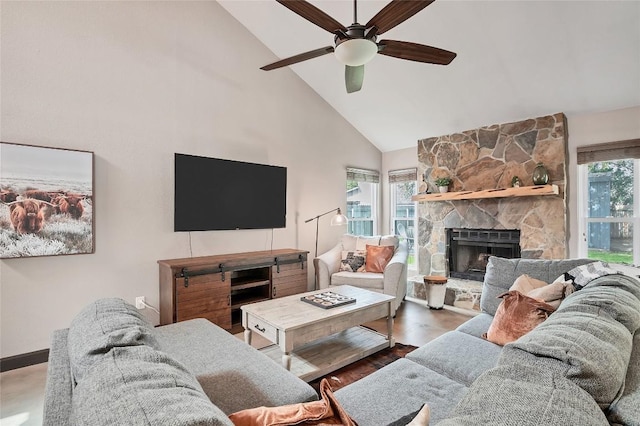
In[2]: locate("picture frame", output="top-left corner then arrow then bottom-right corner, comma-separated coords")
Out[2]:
0,142 -> 94,259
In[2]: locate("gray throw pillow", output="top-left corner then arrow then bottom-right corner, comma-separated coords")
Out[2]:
67,298 -> 159,382
71,345 -> 232,426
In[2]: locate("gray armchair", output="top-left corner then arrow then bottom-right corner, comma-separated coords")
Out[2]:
314,234 -> 409,315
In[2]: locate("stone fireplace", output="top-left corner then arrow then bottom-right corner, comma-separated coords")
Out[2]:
415,112 -> 568,279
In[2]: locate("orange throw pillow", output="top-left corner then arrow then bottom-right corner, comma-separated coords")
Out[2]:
365,244 -> 395,273
228,378 -> 356,426
484,290 -> 556,346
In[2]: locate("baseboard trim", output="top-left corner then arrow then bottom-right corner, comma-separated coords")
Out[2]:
0,349 -> 49,372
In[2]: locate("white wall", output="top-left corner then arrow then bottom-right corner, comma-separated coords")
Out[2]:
0,1 -> 380,358
565,106 -> 640,258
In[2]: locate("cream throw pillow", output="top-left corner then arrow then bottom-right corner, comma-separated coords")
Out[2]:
355,236 -> 381,251
528,281 -> 575,309
510,274 -> 574,309
510,274 -> 548,294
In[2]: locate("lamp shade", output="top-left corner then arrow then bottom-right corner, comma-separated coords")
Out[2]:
330,209 -> 348,226
334,39 -> 378,66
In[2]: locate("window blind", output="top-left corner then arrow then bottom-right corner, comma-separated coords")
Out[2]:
346,167 -> 380,183
388,167 -> 418,183
577,139 -> 640,164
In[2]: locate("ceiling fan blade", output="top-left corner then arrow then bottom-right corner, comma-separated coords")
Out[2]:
345,65 -> 364,93
261,46 -> 334,71
366,0 -> 435,35
276,0 -> 346,34
378,40 -> 456,65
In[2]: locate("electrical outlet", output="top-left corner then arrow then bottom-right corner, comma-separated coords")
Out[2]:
135,296 -> 145,309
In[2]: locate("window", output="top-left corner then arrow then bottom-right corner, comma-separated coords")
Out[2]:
389,168 -> 417,269
578,140 -> 640,267
346,167 -> 379,236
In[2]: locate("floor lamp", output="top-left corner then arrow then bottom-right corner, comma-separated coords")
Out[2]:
305,207 -> 348,289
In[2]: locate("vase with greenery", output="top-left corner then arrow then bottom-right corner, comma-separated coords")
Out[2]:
435,177 -> 452,193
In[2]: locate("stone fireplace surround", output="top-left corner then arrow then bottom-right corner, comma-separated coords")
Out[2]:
416,112 -> 568,278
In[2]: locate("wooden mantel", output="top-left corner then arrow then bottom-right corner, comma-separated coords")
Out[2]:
411,184 -> 559,202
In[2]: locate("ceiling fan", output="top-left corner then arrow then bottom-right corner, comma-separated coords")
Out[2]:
261,0 -> 457,93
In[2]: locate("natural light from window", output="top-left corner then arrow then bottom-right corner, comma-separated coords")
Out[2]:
580,158 -> 639,267
390,180 -> 416,270
346,180 -> 377,236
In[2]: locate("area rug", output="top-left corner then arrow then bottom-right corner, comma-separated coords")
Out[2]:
309,343 -> 418,393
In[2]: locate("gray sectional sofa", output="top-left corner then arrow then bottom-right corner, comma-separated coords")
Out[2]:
43,299 -> 317,425
335,256 -> 640,426
44,256 -> 640,425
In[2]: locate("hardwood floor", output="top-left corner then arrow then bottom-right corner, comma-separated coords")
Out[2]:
0,300 -> 472,426
366,298 -> 473,347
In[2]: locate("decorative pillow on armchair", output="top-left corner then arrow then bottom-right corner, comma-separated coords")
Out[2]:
355,236 -> 381,251
365,244 -> 395,273
484,290 -> 556,346
339,250 -> 366,273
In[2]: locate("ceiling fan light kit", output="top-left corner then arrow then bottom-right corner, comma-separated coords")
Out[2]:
334,38 -> 378,66
262,0 -> 457,93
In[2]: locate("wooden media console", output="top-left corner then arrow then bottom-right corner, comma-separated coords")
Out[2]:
158,248 -> 308,333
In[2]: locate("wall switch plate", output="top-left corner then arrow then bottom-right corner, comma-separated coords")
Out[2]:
135,296 -> 145,309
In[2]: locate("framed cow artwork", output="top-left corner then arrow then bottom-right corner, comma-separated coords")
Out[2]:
0,142 -> 94,258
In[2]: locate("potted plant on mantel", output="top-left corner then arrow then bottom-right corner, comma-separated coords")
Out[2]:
435,177 -> 452,193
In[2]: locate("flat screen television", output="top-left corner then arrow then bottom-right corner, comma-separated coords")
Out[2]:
174,153 -> 287,231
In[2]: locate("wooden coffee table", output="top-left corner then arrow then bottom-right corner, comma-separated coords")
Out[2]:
241,285 -> 395,382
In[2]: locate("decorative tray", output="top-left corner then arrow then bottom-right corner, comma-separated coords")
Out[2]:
301,292 -> 356,309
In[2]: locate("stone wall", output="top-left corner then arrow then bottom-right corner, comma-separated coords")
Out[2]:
417,112 -> 568,276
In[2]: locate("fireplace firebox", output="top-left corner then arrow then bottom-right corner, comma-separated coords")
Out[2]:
447,228 -> 521,281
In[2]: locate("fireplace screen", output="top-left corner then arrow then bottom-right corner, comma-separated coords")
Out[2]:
447,229 -> 521,281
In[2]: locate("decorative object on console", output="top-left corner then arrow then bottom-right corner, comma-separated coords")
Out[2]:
0,142 -> 94,259
511,176 -> 521,187
434,177 -> 452,193
532,162 -> 549,185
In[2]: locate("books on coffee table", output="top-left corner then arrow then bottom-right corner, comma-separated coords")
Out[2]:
301,292 -> 356,309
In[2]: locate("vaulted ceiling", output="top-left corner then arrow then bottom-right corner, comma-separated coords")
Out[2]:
219,1 -> 640,152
